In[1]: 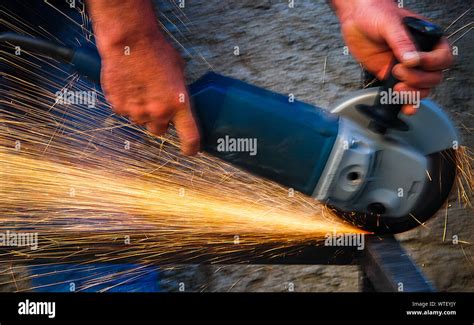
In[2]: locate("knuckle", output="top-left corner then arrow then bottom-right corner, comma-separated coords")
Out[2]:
414,74 -> 424,85
149,106 -> 173,120
132,107 -> 148,118
148,123 -> 168,135
182,127 -> 201,144
394,82 -> 406,92
186,134 -> 201,145
445,52 -> 454,67
392,65 -> 405,79
420,89 -> 430,98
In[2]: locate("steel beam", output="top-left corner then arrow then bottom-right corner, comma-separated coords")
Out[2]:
0,233 -> 435,292
360,235 -> 435,292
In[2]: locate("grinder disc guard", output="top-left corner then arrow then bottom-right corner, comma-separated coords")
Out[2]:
331,149 -> 456,233
328,88 -> 459,233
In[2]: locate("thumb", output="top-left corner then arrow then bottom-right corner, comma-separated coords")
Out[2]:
173,106 -> 201,156
382,16 -> 420,67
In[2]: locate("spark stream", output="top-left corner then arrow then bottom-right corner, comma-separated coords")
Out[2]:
0,48 -> 364,265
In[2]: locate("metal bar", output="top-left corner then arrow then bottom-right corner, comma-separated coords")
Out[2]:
360,235 -> 435,292
0,234 -> 435,292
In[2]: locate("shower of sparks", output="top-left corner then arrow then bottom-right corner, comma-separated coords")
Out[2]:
445,7 -> 471,32
0,53 -> 364,257
445,6 -> 473,45
454,146 -> 473,208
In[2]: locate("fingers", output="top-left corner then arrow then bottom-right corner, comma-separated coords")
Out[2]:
145,121 -> 169,135
418,39 -> 453,71
148,91 -> 200,155
172,103 -> 201,156
401,104 -> 417,115
393,82 -> 430,115
393,82 -> 430,98
392,64 -> 442,88
385,18 -> 452,117
383,15 -> 453,72
107,93 -> 200,156
382,17 -> 420,67
144,105 -> 173,136
128,106 -> 151,125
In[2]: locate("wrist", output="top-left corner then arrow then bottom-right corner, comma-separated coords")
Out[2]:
88,0 -> 167,55
331,0 -> 355,21
331,0 -> 395,23
94,23 -> 167,55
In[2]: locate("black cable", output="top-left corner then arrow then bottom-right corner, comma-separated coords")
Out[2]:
0,32 -> 74,62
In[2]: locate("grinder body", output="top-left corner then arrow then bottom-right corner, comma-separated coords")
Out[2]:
189,73 -> 458,234
189,72 -> 339,196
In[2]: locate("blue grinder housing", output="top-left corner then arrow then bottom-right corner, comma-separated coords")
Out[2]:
189,72 -> 339,195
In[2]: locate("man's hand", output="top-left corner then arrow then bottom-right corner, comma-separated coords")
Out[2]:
87,0 -> 200,155
332,0 -> 453,115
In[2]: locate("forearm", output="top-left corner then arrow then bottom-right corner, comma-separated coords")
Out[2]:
87,0 -> 167,52
330,0 -> 394,22
330,0 -> 357,20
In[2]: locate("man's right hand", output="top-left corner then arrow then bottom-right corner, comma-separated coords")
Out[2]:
88,0 -> 200,155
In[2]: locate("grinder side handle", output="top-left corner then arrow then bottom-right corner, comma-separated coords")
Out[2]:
359,16 -> 444,133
